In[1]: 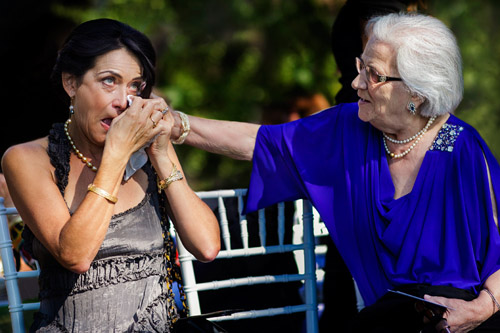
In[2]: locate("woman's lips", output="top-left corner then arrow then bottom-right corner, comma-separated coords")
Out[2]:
101,118 -> 113,130
359,97 -> 371,104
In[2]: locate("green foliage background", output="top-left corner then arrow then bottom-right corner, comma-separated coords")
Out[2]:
52,0 -> 500,191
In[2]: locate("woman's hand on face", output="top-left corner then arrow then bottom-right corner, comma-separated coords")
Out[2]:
147,105 -> 174,160
105,96 -> 168,159
424,295 -> 489,332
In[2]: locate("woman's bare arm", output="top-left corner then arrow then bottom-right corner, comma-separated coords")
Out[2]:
1,139 -> 126,274
147,111 -> 220,262
172,112 -> 260,161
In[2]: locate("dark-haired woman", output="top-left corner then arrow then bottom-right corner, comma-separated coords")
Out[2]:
1,19 -> 220,332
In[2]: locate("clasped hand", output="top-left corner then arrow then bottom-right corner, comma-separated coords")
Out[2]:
105,95 -> 174,163
423,294 -> 489,332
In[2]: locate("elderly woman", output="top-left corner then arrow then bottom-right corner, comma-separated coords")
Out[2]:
168,13 -> 500,332
1,19 -> 220,332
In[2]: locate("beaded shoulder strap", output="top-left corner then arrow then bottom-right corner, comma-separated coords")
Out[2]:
155,178 -> 188,326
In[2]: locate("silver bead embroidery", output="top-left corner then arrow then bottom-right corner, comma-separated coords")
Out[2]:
429,123 -> 464,152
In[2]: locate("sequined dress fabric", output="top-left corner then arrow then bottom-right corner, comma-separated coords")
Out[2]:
25,123 -> 176,332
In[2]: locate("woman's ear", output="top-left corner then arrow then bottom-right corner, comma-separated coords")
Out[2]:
411,93 -> 425,109
62,72 -> 77,97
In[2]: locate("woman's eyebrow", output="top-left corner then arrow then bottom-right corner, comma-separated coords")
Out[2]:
95,70 -> 142,81
96,70 -> 122,78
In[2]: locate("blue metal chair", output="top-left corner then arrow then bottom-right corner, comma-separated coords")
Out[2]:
176,189 -> 319,333
0,197 -> 40,333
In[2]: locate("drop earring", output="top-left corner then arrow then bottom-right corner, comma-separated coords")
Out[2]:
69,98 -> 75,117
407,101 -> 416,115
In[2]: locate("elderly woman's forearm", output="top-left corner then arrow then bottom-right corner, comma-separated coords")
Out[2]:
178,115 -> 260,161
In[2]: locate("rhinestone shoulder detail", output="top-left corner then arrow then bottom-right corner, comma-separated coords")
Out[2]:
429,123 -> 464,152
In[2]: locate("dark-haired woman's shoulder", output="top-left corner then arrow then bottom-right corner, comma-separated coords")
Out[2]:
1,136 -> 52,199
2,137 -> 49,170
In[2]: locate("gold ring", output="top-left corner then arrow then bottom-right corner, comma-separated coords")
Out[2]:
151,117 -> 157,128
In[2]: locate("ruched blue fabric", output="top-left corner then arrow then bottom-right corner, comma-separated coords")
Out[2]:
244,103 -> 500,307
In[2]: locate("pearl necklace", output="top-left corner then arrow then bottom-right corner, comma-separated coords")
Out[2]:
383,116 -> 437,159
64,119 -> 98,172
383,116 -> 437,144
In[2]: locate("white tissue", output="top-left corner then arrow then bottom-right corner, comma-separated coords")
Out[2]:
123,95 -> 150,181
124,147 -> 149,181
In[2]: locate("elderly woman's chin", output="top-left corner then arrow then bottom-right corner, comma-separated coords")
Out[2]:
357,100 -> 375,123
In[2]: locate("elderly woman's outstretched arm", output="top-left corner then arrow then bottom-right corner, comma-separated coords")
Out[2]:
171,112 -> 260,161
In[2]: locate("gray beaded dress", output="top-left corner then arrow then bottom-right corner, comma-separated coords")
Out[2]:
25,123 -> 179,332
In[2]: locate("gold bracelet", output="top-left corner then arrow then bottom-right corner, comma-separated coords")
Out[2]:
483,288 -> 500,314
172,111 -> 190,145
87,184 -> 118,204
157,163 -> 184,193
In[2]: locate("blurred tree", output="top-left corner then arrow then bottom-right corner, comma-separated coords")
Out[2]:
49,0 -> 342,190
3,0 -> 500,190
429,0 -> 500,157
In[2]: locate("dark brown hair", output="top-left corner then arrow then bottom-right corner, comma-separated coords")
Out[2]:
51,18 -> 156,101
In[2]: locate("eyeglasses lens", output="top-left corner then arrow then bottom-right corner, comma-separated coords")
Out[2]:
366,67 -> 378,83
356,57 -> 377,84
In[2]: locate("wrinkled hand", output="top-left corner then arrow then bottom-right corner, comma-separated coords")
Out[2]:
424,294 -> 488,332
147,106 -> 174,159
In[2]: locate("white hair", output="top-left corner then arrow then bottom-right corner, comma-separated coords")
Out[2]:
367,13 -> 463,117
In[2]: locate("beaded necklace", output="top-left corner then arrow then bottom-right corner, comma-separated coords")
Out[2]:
64,118 -> 98,172
383,116 -> 437,159
383,115 -> 437,144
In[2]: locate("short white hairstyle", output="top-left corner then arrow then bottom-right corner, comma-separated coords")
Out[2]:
367,13 -> 463,117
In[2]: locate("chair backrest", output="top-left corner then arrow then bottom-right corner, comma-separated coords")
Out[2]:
0,197 -> 40,333
175,189 -> 319,333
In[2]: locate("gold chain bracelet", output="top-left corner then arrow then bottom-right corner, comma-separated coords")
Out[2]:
157,163 -> 184,193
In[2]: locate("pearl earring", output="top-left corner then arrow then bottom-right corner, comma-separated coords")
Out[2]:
407,101 -> 416,115
69,97 -> 75,117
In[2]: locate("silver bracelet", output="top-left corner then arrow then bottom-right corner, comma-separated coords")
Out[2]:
172,111 -> 190,145
483,288 -> 500,313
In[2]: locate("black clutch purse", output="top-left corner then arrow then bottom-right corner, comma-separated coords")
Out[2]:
173,317 -> 228,333
173,310 -> 241,333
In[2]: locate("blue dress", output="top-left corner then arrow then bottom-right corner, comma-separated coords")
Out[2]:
244,102 -> 500,306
